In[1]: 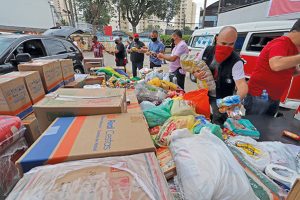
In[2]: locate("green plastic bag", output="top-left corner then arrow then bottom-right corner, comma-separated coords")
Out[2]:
224,118 -> 260,139
143,99 -> 173,128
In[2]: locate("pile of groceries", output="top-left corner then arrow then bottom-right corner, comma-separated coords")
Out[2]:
0,57 -> 299,200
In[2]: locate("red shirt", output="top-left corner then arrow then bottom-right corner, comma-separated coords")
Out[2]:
92,41 -> 104,58
248,36 -> 298,100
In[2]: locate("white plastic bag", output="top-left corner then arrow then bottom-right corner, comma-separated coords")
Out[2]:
227,136 -> 271,171
169,128 -> 258,200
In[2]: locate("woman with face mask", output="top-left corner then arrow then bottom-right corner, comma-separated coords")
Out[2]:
193,26 -> 248,125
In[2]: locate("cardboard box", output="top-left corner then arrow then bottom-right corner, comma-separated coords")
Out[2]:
83,58 -> 103,72
0,77 -> 32,119
64,74 -> 87,88
22,113 -> 41,145
287,179 -> 300,200
156,147 -> 176,180
85,74 -> 105,85
126,89 -> 143,114
18,60 -> 64,93
59,59 -> 75,85
33,88 -> 127,131
17,113 -> 156,174
2,71 -> 45,104
10,153 -> 172,200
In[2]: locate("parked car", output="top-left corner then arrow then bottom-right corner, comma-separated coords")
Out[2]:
0,27 -> 85,74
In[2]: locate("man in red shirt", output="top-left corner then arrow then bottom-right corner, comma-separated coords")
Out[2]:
91,36 -> 105,58
245,19 -> 300,116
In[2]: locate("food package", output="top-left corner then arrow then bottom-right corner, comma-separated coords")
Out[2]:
169,128 -> 257,200
0,116 -> 23,154
227,136 -> 271,171
135,82 -> 167,105
7,153 -> 173,200
148,78 -> 178,91
171,100 -> 196,116
224,118 -> 260,139
157,147 -> 176,180
156,115 -> 195,147
180,53 -> 216,92
0,137 -> 28,196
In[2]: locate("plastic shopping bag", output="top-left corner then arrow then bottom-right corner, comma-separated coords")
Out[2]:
183,89 -> 210,118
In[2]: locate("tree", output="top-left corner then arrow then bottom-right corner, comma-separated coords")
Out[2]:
60,19 -> 69,26
113,0 -> 180,33
76,0 -> 113,30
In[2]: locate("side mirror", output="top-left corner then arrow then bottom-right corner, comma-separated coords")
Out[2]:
16,53 -> 32,63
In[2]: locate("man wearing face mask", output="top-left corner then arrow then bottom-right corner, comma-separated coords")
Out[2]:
157,30 -> 189,89
128,33 -> 146,77
145,30 -> 165,68
113,37 -> 126,67
193,26 -> 248,124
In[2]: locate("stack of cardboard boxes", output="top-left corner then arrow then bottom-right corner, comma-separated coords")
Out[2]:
1,57 -> 173,199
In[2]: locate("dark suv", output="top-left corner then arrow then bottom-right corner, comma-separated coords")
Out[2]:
0,27 -> 85,74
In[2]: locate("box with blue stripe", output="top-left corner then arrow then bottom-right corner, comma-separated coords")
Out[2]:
16,113 -> 155,174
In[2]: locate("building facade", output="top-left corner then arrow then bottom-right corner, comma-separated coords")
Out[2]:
174,0 -> 197,30
0,0 -> 53,33
218,0 -> 300,26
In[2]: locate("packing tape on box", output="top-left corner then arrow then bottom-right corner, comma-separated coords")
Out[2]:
46,93 -> 122,99
265,164 -> 299,188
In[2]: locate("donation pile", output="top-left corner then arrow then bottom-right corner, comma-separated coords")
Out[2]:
1,58 -> 300,200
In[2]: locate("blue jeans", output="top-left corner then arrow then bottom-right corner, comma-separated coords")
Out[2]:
244,94 -> 280,116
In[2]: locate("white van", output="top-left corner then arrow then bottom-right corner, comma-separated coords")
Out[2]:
188,20 -> 299,104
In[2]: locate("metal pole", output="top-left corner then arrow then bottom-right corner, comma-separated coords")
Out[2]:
217,0 -> 222,26
198,6 -> 202,28
63,0 -> 72,26
118,1 -> 121,30
202,0 -> 207,28
73,0 -> 79,23
68,0 -> 75,27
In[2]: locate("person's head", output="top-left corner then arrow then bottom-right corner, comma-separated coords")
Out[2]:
215,26 -> 238,63
150,30 -> 159,42
119,36 -> 123,41
92,36 -> 98,43
114,37 -> 120,44
129,36 -> 133,42
172,30 -> 183,45
288,19 -> 300,51
133,33 -> 139,42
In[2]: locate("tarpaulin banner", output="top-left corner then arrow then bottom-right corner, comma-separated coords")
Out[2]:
268,0 -> 300,17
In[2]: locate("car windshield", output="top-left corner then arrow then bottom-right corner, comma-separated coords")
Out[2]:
0,36 -> 16,55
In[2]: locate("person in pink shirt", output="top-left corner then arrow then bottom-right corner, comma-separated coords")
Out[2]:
157,30 -> 189,89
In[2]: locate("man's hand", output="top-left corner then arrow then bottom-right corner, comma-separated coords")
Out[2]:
157,53 -> 164,60
193,70 -> 207,80
145,51 -> 151,56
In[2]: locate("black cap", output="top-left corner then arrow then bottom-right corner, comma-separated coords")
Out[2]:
291,19 -> 300,32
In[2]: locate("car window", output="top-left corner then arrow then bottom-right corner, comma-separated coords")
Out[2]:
43,39 -> 68,55
0,37 -> 16,56
246,32 -> 286,52
61,39 -> 78,53
234,33 -> 247,53
13,39 -> 46,59
191,35 -> 214,49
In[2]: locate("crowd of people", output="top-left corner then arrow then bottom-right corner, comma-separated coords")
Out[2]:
90,19 -> 300,123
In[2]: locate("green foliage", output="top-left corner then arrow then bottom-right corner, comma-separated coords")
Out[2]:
113,0 -> 180,33
76,0 -> 112,29
160,34 -> 191,45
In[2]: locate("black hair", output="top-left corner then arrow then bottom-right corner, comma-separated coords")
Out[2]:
291,19 -> 300,32
129,36 -> 133,40
172,29 -> 182,38
152,30 -> 158,35
93,35 -> 98,40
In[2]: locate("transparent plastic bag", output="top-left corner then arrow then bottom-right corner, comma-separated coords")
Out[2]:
7,153 -> 172,200
0,135 -> 27,196
135,82 -> 167,105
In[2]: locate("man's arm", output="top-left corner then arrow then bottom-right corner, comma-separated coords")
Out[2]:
235,79 -> 248,99
157,53 -> 178,62
269,54 -> 300,72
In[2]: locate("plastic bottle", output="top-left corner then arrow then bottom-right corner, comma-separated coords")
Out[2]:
172,76 -> 178,85
261,90 -> 269,101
